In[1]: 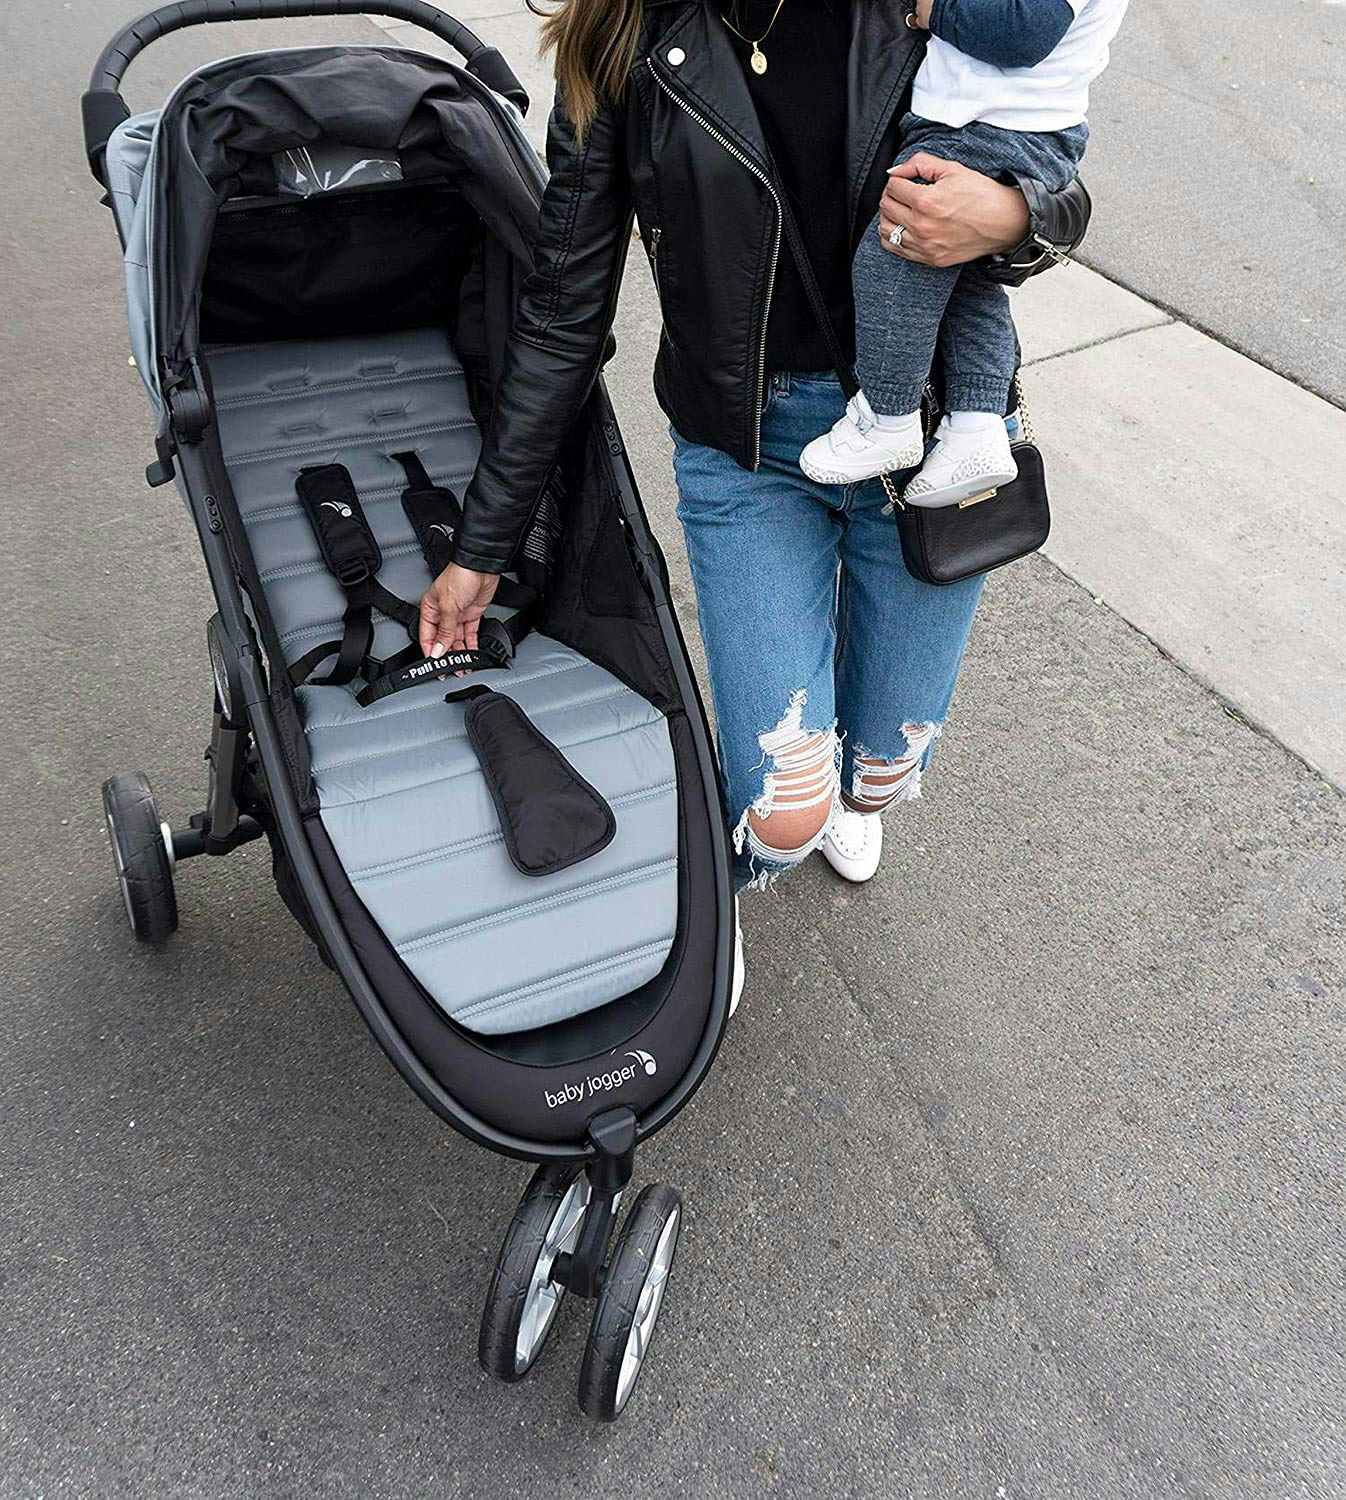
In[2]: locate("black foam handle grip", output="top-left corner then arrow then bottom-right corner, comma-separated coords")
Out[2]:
82,0 -> 528,184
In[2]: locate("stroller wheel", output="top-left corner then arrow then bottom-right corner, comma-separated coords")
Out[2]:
577,1183 -> 682,1421
102,773 -> 179,945
479,1164 -> 591,1383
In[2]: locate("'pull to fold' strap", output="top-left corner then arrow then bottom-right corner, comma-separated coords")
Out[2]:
355,626 -> 514,707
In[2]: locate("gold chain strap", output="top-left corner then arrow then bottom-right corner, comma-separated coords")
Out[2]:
1012,369 -> 1036,446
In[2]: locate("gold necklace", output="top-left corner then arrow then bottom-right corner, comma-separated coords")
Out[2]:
722,0 -> 788,75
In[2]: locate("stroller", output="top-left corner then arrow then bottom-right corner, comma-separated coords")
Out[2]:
82,0 -> 735,1421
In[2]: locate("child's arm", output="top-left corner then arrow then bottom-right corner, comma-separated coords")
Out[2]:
916,0 -> 1077,71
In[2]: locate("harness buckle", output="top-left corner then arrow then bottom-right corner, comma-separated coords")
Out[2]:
476,616 -> 516,668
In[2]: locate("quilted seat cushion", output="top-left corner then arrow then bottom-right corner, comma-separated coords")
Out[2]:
207,328 -> 679,1034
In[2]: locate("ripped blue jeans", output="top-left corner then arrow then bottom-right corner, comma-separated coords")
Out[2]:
672,371 -> 986,891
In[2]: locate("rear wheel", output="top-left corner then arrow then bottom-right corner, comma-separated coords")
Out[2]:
479,1165 -> 590,1383
102,773 -> 178,945
577,1183 -> 682,1421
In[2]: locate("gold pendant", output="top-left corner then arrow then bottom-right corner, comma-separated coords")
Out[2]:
750,44 -> 768,74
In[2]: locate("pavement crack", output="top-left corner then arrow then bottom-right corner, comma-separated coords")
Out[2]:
1021,317 -> 1175,368
1071,258 -> 1346,414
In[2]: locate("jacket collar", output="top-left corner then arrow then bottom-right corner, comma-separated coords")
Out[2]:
643,0 -> 772,172
641,0 -> 925,222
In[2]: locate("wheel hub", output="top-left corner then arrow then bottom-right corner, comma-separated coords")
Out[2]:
514,1178 -> 590,1373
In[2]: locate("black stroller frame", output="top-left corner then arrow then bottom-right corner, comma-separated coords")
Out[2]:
83,0 -> 735,1421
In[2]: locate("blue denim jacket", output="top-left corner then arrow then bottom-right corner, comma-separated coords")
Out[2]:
929,0 -> 1075,69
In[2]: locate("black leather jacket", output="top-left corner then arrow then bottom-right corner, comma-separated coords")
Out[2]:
456,0 -> 1092,573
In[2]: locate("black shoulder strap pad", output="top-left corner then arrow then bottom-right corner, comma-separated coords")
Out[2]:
394,450 -> 462,577
295,464 -> 382,587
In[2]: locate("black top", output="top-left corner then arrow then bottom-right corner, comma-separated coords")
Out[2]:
725,0 -> 854,374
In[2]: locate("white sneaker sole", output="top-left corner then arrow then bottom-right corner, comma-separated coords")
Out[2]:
904,462 -> 1019,509
799,440 -> 925,486
729,897 -> 745,1017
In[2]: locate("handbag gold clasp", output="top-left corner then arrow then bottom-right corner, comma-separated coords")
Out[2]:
957,487 -> 1000,509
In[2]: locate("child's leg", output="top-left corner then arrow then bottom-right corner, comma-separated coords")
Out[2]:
937,266 -> 1018,421
798,211 -> 957,484
902,266 -> 1020,506
852,235 -> 962,421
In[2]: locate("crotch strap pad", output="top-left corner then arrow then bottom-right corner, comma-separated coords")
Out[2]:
459,687 -> 617,877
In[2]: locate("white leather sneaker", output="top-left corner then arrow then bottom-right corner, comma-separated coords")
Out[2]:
729,896 -> 746,1017
799,393 -> 924,484
903,416 -> 1018,508
821,806 -> 884,884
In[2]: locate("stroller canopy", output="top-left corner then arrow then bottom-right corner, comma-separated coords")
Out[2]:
107,46 -> 541,401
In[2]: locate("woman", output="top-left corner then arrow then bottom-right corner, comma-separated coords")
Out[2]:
419,0 -> 1088,898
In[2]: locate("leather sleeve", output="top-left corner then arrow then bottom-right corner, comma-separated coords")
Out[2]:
982,172 -> 1092,287
455,95 -> 633,575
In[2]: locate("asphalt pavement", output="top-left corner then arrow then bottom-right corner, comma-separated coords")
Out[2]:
2,4 -> 1343,1498
1080,0 -> 1346,409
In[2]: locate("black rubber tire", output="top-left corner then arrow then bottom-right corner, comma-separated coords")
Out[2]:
478,1164 -> 585,1384
102,773 -> 178,945
577,1183 -> 683,1421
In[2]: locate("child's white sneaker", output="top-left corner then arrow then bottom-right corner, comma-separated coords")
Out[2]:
799,393 -> 924,484
903,415 -> 1018,508
821,806 -> 883,884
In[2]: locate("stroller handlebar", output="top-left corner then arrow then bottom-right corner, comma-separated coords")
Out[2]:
82,0 -> 530,186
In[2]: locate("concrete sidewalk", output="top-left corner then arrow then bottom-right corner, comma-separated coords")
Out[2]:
374,9 -> 1346,790
1012,265 -> 1346,791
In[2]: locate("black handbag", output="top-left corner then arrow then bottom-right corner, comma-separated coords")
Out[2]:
773,188 -> 1051,586
885,372 -> 1050,585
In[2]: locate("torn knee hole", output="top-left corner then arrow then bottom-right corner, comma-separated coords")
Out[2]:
732,691 -> 840,869
747,802 -> 832,857
850,722 -> 943,811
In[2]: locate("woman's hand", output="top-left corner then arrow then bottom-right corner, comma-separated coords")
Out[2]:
879,154 -> 1030,268
419,563 -> 500,658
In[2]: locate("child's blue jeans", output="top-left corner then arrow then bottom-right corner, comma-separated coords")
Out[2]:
672,372 -> 987,891
855,113 -> 1088,416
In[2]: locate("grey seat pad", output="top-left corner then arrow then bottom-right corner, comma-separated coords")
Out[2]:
207,329 -> 678,1035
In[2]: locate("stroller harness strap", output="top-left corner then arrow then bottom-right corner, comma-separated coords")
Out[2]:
290,458 -> 541,706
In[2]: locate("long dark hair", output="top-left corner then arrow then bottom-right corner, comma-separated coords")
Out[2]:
526,0 -> 644,137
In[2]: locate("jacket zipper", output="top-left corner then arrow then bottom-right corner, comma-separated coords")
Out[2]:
647,58 -> 781,469
1031,232 -> 1072,266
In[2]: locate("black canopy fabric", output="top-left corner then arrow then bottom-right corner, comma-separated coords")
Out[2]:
148,46 -> 542,380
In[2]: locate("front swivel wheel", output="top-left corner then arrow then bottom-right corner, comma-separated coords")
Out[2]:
102,773 -> 178,945
479,1164 -> 591,1383
577,1183 -> 682,1420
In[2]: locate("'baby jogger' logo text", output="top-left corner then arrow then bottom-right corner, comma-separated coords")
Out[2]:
545,1050 -> 657,1110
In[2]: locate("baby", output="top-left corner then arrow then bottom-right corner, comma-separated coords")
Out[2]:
800,0 -> 1129,507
